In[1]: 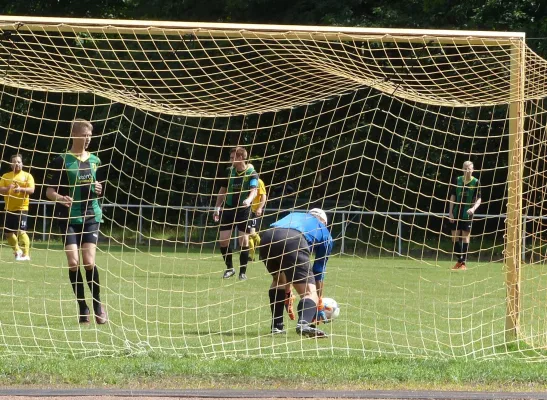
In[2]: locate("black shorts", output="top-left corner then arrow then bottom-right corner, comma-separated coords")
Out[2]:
4,211 -> 28,233
59,220 -> 100,247
259,228 -> 313,285
449,220 -> 472,232
220,206 -> 251,233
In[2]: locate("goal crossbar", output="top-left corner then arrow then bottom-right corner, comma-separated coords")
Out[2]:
0,15 -> 525,44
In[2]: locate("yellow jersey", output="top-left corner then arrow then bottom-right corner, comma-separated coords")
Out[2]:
251,179 -> 266,213
0,170 -> 35,211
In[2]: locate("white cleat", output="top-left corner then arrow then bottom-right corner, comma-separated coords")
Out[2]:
16,255 -> 31,261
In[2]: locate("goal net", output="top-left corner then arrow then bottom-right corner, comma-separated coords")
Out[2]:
0,16 -> 545,359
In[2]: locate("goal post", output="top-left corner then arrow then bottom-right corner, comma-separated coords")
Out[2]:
0,16 -> 538,358
505,39 -> 526,341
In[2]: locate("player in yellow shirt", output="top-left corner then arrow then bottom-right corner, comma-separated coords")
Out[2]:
0,154 -> 35,261
247,177 -> 266,262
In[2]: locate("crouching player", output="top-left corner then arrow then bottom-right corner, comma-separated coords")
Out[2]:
259,209 -> 332,337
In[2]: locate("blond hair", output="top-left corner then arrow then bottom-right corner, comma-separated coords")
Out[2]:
71,119 -> 93,135
463,161 -> 474,169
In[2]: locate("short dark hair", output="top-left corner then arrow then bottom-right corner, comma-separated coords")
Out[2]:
230,146 -> 247,160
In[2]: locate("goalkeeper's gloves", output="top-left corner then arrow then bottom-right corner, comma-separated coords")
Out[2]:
314,297 -> 329,324
285,290 -> 296,321
242,198 -> 252,208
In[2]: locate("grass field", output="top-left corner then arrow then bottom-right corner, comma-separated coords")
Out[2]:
2,243 -> 547,389
2,242 -> 546,360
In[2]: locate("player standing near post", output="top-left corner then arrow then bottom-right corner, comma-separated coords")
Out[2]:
46,119 -> 107,324
259,209 -> 333,337
213,147 -> 258,281
0,154 -> 35,261
448,160 -> 481,270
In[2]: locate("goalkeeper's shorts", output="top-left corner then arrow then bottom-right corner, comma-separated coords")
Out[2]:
259,228 -> 314,285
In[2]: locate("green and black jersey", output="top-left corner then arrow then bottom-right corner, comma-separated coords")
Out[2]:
45,152 -> 103,224
218,165 -> 259,208
450,175 -> 481,221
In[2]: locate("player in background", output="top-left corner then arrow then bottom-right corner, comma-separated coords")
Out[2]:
0,154 -> 35,261
46,119 -> 107,324
213,147 -> 258,281
259,209 -> 333,337
448,160 -> 481,270
248,173 -> 266,262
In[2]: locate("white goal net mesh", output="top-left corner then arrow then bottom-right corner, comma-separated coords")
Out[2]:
0,18 -> 546,359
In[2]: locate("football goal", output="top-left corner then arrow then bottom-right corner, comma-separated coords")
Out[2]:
0,16 -> 545,359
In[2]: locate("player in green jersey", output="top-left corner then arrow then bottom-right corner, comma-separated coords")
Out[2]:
46,119 -> 107,324
213,147 -> 258,281
448,161 -> 482,271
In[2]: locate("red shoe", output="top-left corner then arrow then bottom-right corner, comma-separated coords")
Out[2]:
459,262 -> 467,270
94,305 -> 108,324
452,261 -> 462,270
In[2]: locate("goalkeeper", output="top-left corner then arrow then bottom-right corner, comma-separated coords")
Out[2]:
247,175 -> 267,261
259,209 -> 333,338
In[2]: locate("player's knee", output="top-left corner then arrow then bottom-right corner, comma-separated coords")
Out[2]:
67,262 -> 79,271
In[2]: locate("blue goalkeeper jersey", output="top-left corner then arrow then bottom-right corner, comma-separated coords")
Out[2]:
270,212 -> 333,279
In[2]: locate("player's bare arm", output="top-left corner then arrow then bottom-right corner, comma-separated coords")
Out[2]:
46,187 -> 73,208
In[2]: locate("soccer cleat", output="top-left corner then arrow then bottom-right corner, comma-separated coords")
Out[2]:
296,320 -> 327,338
285,291 -> 296,320
222,269 -> 236,279
79,307 -> 90,324
14,249 -> 23,260
271,326 -> 287,335
94,305 -> 108,324
451,261 -> 463,270
16,255 -> 31,261
459,262 -> 467,271
238,273 -> 248,281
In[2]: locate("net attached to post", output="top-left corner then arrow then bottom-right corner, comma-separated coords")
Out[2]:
0,17 -> 546,359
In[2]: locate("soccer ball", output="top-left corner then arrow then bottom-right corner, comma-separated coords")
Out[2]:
322,297 -> 340,320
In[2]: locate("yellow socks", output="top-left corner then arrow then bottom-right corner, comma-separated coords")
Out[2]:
248,233 -> 260,261
248,236 -> 255,261
7,234 -> 20,254
18,232 -> 30,256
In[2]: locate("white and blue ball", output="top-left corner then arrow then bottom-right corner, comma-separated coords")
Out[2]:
322,297 -> 340,320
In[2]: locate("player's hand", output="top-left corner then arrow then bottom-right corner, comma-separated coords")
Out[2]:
449,214 -> 454,223
242,198 -> 252,208
284,290 -> 296,321
58,195 -> 73,208
255,207 -> 263,217
315,297 -> 329,324
95,181 -> 103,196
213,207 -> 221,222
467,208 -> 475,217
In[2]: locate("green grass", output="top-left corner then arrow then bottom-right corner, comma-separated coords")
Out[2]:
1,243 -> 547,389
